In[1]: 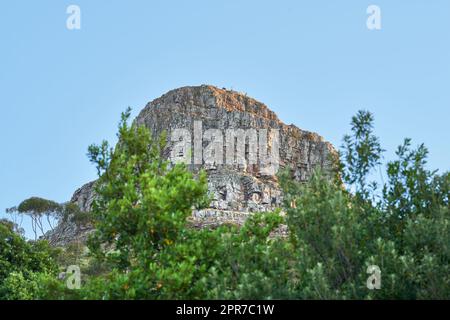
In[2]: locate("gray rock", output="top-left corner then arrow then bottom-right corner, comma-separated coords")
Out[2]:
45,85 -> 336,246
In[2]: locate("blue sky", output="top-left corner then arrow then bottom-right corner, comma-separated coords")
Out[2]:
1,0 -> 449,238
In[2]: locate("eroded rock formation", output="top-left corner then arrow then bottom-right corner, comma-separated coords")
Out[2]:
45,85 -> 336,246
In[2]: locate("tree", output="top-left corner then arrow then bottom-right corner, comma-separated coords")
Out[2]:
0,219 -> 58,300
81,108 -> 210,297
277,110 -> 449,299
7,197 -> 62,239
340,110 -> 384,198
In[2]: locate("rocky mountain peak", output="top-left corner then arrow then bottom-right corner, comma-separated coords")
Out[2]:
45,85 -> 337,246
141,85 -> 280,122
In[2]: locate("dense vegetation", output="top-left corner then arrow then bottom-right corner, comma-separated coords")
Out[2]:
0,219 -> 59,299
1,109 -> 448,299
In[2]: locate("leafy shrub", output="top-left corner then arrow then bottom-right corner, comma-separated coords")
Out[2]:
0,219 -> 58,300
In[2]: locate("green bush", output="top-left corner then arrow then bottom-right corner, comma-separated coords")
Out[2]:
0,219 -> 59,300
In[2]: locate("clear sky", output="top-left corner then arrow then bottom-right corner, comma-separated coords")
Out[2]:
1,0 -> 449,238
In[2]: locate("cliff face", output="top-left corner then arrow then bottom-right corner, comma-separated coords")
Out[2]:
45,85 -> 336,246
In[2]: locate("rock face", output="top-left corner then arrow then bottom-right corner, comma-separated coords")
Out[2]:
45,85 -> 336,246
44,181 -> 96,246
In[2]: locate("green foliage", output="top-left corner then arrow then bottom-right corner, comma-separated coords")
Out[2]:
199,212 -> 293,299
341,110 -> 384,197
86,108 -> 209,268
0,219 -> 58,300
276,111 -> 449,299
15,197 -> 61,216
279,169 -> 368,298
382,139 -> 448,237
7,197 -> 89,239
77,211 -> 290,300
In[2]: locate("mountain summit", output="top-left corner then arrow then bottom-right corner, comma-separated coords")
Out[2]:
46,85 -> 336,246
